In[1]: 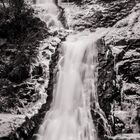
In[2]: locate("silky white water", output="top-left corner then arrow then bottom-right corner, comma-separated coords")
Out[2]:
36,0 -> 62,29
37,29 -> 110,140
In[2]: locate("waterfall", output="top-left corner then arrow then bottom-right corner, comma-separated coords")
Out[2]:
37,29 -> 109,140
35,0 -> 111,139
36,0 -> 59,15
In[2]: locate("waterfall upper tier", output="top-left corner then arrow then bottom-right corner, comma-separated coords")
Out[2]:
35,0 -> 63,29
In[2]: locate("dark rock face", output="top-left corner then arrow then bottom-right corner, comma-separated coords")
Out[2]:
32,65 -> 43,78
96,38 -> 120,138
98,4 -> 140,138
97,39 -> 119,117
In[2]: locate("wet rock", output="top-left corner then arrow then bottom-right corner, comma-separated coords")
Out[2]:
97,39 -> 118,118
42,51 -> 51,59
49,45 -> 55,53
32,65 -> 43,78
91,108 -> 112,139
37,77 -> 44,84
100,3 -> 140,136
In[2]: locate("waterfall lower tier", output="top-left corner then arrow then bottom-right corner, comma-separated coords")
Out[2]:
37,30 -> 108,140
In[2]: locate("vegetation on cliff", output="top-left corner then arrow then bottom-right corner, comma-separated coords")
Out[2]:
0,0 -> 48,113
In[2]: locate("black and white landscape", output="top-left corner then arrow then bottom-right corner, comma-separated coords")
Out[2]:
0,0 -> 140,140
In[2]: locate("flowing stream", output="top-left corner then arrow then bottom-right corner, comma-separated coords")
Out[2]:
36,0 -> 110,140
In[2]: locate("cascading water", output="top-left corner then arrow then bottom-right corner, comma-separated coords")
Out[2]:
35,0 -> 111,139
36,0 -> 62,29
37,29 -> 110,140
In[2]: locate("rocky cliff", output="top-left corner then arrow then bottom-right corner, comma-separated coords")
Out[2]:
63,0 -> 140,139
92,3 -> 140,140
